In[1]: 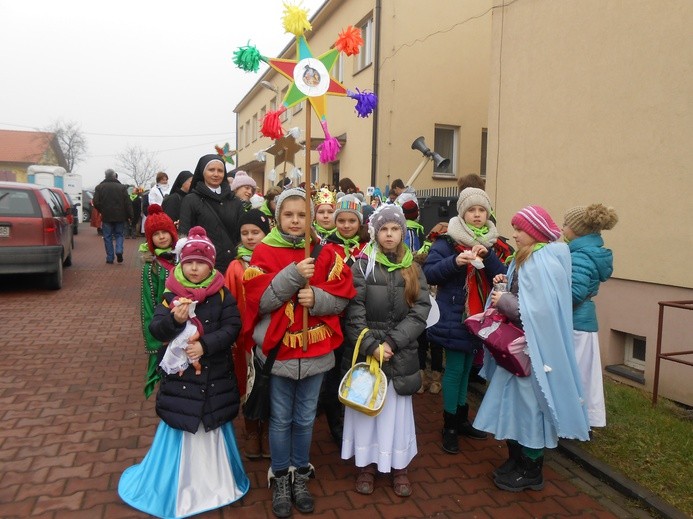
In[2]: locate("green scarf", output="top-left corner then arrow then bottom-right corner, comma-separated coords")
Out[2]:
506,242 -> 547,264
314,222 -> 336,237
262,226 -> 306,249
334,231 -> 361,258
466,223 -> 490,238
363,242 -> 413,271
406,220 -> 425,233
169,264 -> 218,289
138,242 -> 172,257
260,201 -> 273,217
236,245 -> 254,260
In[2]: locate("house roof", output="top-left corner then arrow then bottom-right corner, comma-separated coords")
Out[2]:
0,129 -> 59,164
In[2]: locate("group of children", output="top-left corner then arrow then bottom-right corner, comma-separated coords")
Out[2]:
118,162 -> 618,518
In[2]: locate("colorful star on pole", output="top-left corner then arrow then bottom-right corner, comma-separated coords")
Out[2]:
268,35 -> 346,122
232,1 -> 377,164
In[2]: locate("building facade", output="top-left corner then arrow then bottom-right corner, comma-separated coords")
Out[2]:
234,0 -> 493,197
485,0 -> 693,405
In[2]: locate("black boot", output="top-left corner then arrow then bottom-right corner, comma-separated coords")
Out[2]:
292,466 -> 315,513
494,454 -> 544,492
269,469 -> 292,518
457,404 -> 488,440
442,411 -> 459,454
493,440 -> 523,478
324,400 -> 344,444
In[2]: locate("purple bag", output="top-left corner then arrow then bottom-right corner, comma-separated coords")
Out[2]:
464,308 -> 531,377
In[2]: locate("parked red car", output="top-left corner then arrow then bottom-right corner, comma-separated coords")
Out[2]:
49,186 -> 78,241
0,181 -> 73,289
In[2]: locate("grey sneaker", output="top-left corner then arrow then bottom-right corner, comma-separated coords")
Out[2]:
292,466 -> 314,513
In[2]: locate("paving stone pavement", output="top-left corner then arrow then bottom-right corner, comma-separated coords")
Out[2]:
0,224 -> 658,518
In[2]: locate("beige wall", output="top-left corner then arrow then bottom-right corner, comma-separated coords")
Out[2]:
486,0 -> 693,403
377,0 -> 492,192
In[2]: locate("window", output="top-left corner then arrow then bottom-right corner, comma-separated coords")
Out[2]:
333,52 -> 344,82
356,16 -> 373,71
293,101 -> 303,115
280,87 -> 289,122
480,128 -> 488,178
433,125 -> 458,177
270,97 -> 277,113
239,125 -> 244,149
252,114 -> 258,142
625,335 -> 646,371
260,107 -> 266,126
310,163 -> 319,185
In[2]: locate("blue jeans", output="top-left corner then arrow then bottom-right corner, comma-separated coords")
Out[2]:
102,221 -> 125,262
269,373 -> 324,472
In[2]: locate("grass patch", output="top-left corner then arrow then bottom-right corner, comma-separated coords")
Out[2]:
582,378 -> 693,516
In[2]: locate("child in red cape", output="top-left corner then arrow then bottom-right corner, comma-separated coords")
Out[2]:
242,187 -> 355,518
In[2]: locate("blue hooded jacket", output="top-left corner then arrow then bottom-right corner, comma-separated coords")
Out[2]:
568,233 -> 614,332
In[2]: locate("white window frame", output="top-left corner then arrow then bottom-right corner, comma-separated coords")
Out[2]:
311,163 -> 319,185
356,16 -> 373,72
624,334 -> 646,371
280,87 -> 289,122
252,114 -> 258,142
293,101 -> 303,115
333,52 -> 344,83
239,125 -> 244,149
433,124 -> 458,178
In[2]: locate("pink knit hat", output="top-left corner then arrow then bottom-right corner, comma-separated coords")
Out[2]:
230,170 -> 257,192
180,226 -> 216,268
511,205 -> 561,243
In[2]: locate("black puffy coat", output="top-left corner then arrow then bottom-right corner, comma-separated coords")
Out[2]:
149,287 -> 241,433
178,184 -> 244,273
343,257 -> 431,396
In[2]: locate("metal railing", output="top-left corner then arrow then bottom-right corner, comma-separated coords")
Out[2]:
652,300 -> 693,406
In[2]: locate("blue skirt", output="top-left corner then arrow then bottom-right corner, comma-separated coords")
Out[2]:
118,421 -> 249,519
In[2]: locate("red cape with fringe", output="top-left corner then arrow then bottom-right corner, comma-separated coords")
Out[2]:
241,242 -> 356,360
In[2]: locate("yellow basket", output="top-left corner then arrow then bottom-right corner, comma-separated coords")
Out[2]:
338,328 -> 387,417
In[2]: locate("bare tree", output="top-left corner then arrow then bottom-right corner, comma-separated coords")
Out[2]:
45,119 -> 88,172
115,145 -> 162,188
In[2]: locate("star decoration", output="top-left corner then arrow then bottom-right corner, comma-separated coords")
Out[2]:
265,133 -> 304,168
269,35 -> 347,121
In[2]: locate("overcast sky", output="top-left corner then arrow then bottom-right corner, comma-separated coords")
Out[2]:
0,0 -> 324,188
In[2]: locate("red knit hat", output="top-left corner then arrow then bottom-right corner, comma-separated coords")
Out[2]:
511,205 -> 561,243
401,200 -> 419,221
144,204 -> 178,253
180,226 -> 216,269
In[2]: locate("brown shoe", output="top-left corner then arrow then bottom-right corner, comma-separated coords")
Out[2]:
244,418 -> 261,459
392,468 -> 411,497
428,370 -> 442,394
355,465 -> 376,495
260,420 -> 271,459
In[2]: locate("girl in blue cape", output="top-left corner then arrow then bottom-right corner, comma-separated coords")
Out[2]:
474,205 -> 590,492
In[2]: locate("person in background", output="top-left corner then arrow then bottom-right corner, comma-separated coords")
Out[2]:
138,204 -> 178,399
142,172 -> 170,235
126,187 -> 143,239
260,186 -> 282,228
313,188 -> 337,240
178,154 -> 245,274
562,203 -> 618,429
338,177 -> 358,195
242,188 -> 355,518
319,193 -> 368,444
476,205 -> 590,492
223,209 -> 272,460
162,170 -> 193,225
119,226 -> 249,517
230,170 -> 257,211
93,168 -> 133,264
341,204 -> 431,497
423,188 -> 507,454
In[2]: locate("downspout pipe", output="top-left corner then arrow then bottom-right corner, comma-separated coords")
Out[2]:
370,0 -> 382,188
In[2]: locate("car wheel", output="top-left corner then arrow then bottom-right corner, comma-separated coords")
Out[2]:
64,250 -> 72,267
82,209 -> 90,223
46,255 -> 64,290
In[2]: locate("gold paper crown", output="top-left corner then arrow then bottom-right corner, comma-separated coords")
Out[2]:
313,188 -> 336,207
